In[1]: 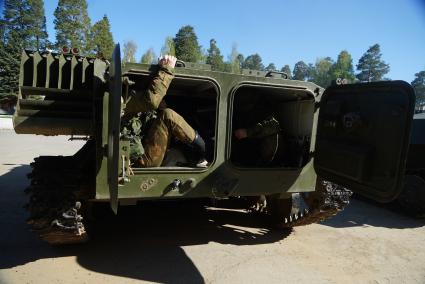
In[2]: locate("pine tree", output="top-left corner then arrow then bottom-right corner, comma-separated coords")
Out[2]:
242,54 -> 264,71
280,65 -> 292,79
265,63 -> 276,71
27,0 -> 49,50
3,0 -> 30,48
225,44 -> 241,74
411,70 -> 425,108
356,44 -> 390,82
173,25 -> 202,62
293,61 -> 309,81
332,50 -> 355,83
160,36 -> 175,56
92,15 -> 114,59
236,54 -> 244,66
1,0 -> 24,98
309,57 -> 334,87
0,41 -> 20,98
122,40 -> 137,63
140,48 -> 156,64
54,0 -> 92,53
0,0 -> 50,98
206,39 -> 224,71
1,0 -> 49,50
0,19 -> 5,43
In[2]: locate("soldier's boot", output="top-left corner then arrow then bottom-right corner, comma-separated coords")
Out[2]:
191,132 -> 208,168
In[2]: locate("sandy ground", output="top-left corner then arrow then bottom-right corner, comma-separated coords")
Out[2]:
0,130 -> 425,284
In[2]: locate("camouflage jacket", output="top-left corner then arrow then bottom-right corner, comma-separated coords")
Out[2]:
121,65 -> 174,161
123,65 -> 174,117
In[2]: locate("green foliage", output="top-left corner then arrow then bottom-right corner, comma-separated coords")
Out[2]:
173,25 -> 202,62
140,48 -> 156,64
54,0 -> 92,53
309,57 -> 334,87
280,65 -> 292,79
0,42 -> 20,98
224,44 -> 241,74
27,0 -> 49,50
242,54 -> 264,71
3,0 -> 29,48
2,0 -> 48,49
0,0 -> 50,98
332,50 -> 355,83
160,36 -> 175,56
293,61 -> 309,81
411,70 -> 425,106
92,15 -> 114,59
206,39 -> 224,71
222,62 -> 232,73
265,63 -> 276,71
122,40 -> 137,63
236,54 -> 244,66
0,19 -> 5,43
356,44 -> 390,82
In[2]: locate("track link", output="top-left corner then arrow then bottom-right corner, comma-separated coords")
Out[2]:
259,179 -> 352,228
26,156 -> 89,245
281,180 -> 352,227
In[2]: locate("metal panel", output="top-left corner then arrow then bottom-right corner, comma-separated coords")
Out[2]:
107,44 -> 122,214
58,54 -> 72,89
46,53 -> 59,88
20,50 -> 33,87
315,81 -> 415,202
71,56 -> 83,90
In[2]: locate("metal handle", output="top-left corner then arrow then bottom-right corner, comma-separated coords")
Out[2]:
265,71 -> 289,79
175,60 -> 186,67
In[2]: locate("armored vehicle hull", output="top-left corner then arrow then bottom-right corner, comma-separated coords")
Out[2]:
14,45 -> 416,244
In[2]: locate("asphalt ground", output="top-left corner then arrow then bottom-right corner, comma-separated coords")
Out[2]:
1,130 -> 425,283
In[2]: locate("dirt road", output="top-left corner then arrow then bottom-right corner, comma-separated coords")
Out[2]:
1,130 -> 424,283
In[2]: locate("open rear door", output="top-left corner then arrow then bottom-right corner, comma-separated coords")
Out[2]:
314,81 -> 415,202
107,44 -> 122,213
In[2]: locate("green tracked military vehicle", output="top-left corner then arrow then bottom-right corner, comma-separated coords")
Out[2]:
14,44 -> 416,244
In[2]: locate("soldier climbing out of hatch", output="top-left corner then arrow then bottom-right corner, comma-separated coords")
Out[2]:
121,55 -> 208,168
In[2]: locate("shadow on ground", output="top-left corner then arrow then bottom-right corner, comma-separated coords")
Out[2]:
321,195 -> 425,229
0,165 -> 290,283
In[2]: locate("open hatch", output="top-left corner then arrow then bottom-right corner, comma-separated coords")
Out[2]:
230,84 -> 315,168
314,81 -> 415,202
122,71 -> 219,169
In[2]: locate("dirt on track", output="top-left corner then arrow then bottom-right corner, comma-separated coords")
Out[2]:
1,130 -> 425,284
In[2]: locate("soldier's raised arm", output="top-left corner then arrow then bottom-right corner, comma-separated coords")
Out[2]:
124,55 -> 177,115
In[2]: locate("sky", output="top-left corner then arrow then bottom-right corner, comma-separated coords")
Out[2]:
3,0 -> 425,82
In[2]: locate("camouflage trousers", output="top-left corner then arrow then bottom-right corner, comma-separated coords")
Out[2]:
136,108 -> 196,167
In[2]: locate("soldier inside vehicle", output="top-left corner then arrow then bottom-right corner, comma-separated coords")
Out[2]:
121,55 -> 217,169
231,87 -> 314,168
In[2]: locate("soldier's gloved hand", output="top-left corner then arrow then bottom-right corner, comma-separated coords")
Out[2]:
158,55 -> 177,68
234,128 -> 248,140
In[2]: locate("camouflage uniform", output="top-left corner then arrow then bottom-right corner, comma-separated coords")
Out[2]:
246,116 -> 280,138
246,116 -> 282,166
122,65 -> 196,167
